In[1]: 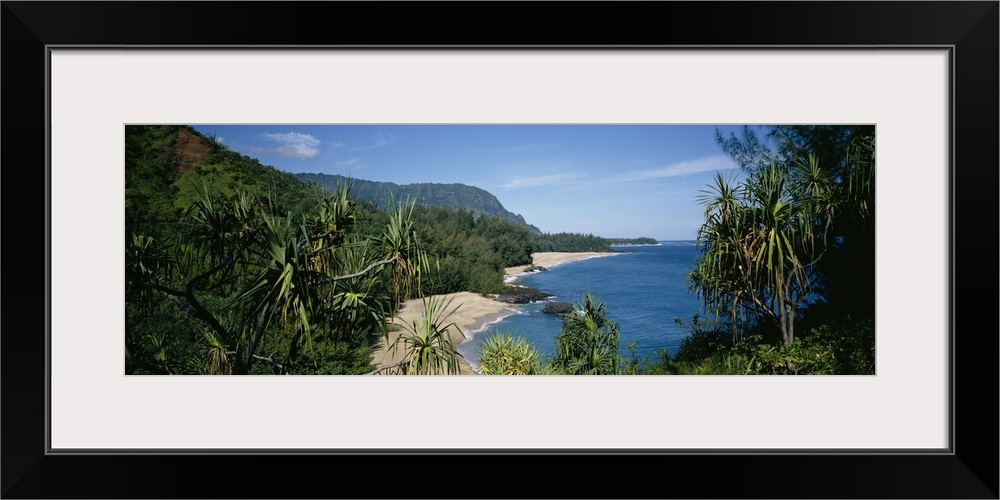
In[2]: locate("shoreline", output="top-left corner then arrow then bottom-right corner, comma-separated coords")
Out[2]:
504,251 -> 621,278
371,251 -> 618,374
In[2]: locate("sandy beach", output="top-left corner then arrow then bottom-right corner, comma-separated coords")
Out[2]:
370,251 -> 616,374
503,251 -> 615,278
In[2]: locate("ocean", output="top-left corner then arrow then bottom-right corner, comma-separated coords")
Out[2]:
457,241 -> 707,371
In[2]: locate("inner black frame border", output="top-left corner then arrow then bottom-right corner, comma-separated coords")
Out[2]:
3,2 -> 997,498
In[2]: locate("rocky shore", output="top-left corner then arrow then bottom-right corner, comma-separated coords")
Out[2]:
540,302 -> 574,316
495,283 -> 553,304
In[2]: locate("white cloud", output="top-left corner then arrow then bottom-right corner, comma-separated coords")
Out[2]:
276,143 -> 320,159
351,132 -> 395,151
613,154 -> 738,181
335,158 -> 362,168
500,172 -> 577,189
261,132 -> 320,147
254,132 -> 322,159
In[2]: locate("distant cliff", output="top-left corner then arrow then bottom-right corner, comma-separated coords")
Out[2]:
295,172 -> 541,233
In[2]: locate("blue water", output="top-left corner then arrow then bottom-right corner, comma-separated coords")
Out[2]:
457,242 -> 706,370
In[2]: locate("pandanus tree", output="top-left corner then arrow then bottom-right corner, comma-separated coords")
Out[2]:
125,180 -> 428,374
689,143 -> 871,346
552,293 -> 622,375
689,157 -> 833,344
382,295 -> 465,375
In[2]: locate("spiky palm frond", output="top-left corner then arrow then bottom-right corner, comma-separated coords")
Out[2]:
477,333 -> 542,375
691,156 -> 839,345
553,293 -> 622,375
388,295 -> 464,375
203,330 -> 233,375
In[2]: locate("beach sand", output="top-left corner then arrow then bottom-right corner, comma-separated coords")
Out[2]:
370,251 -> 617,374
504,251 -> 615,277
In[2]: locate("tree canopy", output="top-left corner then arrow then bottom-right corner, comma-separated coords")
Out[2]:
691,126 -> 875,350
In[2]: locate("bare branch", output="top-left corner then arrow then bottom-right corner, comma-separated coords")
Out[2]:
327,256 -> 397,282
252,352 -> 286,372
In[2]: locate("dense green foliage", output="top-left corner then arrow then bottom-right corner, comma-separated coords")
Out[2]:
714,125 -> 877,322
126,178 -> 428,375
531,232 -> 611,252
125,126 -> 328,238
690,127 -> 875,347
623,314 -> 875,375
645,125 -> 878,375
124,126 -> 462,375
296,172 -> 541,233
551,293 -> 622,375
476,334 -> 547,375
124,125 -> 183,230
606,237 -> 659,246
171,153 -> 326,220
408,206 -> 534,295
303,176 -> 540,296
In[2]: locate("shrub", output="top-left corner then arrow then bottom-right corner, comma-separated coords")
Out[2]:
672,315 -> 733,363
552,293 -> 622,375
477,333 -> 544,375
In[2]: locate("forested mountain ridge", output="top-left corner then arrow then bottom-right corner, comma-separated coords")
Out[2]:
125,125 -> 329,231
295,172 -> 541,234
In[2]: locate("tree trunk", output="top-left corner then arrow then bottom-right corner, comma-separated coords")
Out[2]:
780,303 -> 795,346
283,330 -> 302,375
237,302 -> 273,374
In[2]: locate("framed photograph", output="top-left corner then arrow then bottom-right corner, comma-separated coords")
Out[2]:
4,2 -> 996,498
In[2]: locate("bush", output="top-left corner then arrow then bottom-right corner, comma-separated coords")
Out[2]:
800,317 -> 875,375
726,335 -> 837,375
623,342 -> 674,375
672,315 -> 733,363
552,293 -> 622,375
289,342 -> 375,375
671,313 -> 875,375
477,333 -> 544,375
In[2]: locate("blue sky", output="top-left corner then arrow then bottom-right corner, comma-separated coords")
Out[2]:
191,124 -> 758,240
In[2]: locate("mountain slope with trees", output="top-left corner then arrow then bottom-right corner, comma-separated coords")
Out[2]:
295,172 -> 542,234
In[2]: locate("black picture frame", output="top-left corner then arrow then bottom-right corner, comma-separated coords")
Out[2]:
3,2 -> 997,498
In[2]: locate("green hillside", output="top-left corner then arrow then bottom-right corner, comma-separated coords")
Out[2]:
295,172 -> 541,234
125,125 -> 327,234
